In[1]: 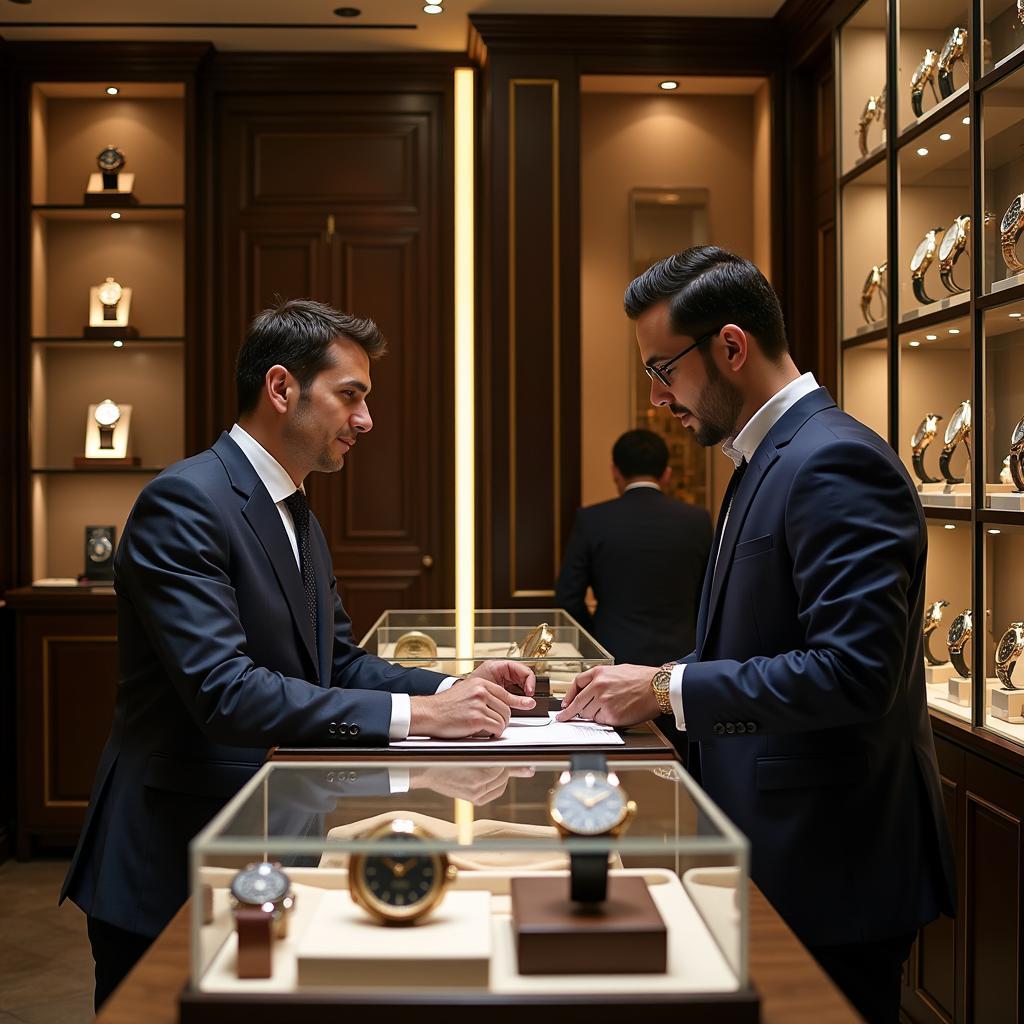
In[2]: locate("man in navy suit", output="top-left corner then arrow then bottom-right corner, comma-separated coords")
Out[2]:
558,248 -> 954,1023
556,428 -> 711,667
61,299 -> 535,1009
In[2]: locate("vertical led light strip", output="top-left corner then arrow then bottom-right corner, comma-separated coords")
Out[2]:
453,67 -> 475,846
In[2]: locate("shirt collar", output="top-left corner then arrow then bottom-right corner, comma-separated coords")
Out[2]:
623,481 -> 662,493
229,423 -> 302,504
722,372 -> 819,468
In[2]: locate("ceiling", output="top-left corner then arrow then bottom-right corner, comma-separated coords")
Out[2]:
0,0 -> 787,52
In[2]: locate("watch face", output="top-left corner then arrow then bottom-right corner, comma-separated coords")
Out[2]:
939,220 -> 964,262
97,278 -> 123,307
97,146 -> 125,173
910,234 -> 934,273
911,414 -> 938,449
1012,416 -> 1024,447
551,771 -> 628,836
948,610 -> 972,650
393,630 -> 438,664
863,267 -> 878,294
912,50 -> 936,88
88,534 -> 112,562
231,863 -> 289,907
944,401 -> 971,445
1002,195 -> 1022,235
997,628 -> 1022,665
94,399 -> 121,427
924,600 -> 947,631
356,836 -> 442,918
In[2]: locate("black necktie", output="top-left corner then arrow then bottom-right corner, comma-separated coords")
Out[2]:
284,489 -> 319,652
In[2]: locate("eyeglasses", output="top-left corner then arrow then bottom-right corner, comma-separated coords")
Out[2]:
643,326 -> 723,388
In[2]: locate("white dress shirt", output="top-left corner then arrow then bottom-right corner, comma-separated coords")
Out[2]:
228,424 -> 453,741
668,373 -> 820,729
623,481 -> 662,493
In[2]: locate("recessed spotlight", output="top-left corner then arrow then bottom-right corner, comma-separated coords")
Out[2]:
105,86 -> 119,96
944,523 -> 956,530
659,81 -> 679,91
1010,312 -> 1023,318
423,2 -> 443,12
112,339 -> 124,348
909,340 -> 921,347
333,6 -> 361,14
925,334 -> 937,340
939,132 -> 952,141
949,328 -> 960,334
916,147 -> 929,156
109,211 -> 121,220
962,116 -> 971,125
988,528 -> 1002,535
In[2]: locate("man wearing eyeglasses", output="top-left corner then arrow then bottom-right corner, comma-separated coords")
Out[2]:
557,246 -> 954,1023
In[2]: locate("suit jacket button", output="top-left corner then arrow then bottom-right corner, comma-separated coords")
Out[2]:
328,722 -> 337,735
746,722 -> 757,733
735,722 -> 747,734
712,723 -> 725,736
725,722 -> 736,734
337,724 -> 349,736
349,724 -> 361,737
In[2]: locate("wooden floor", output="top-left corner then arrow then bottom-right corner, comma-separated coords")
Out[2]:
0,860 -> 94,1024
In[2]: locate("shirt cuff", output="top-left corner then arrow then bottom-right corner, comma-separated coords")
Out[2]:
669,663 -> 687,732
388,693 -> 412,740
436,676 -> 459,692
389,768 -> 410,793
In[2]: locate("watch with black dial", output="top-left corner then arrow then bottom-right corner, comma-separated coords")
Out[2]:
860,261 -> 887,324
939,400 -> 971,484
911,48 -> 940,117
911,413 -> 943,484
97,145 -> 125,190
97,277 -> 123,322
946,609 -> 973,679
911,227 -> 945,305
1009,416 -> 1024,492
548,753 -> 637,905
996,622 -> 1024,689
348,817 -> 457,925
93,398 -> 121,450
1000,193 -> 1024,274
938,214 -> 971,294
923,600 -> 950,666
84,525 -> 116,582
937,26 -> 968,97
230,862 -> 295,979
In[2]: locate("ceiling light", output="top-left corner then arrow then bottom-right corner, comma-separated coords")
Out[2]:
916,147 -> 929,156
333,6 -> 361,14
962,116 -> 970,125
909,340 -> 921,347
948,328 -> 960,334
112,339 -> 124,348
1010,312 -> 1023,318
925,334 -> 937,340
659,81 -> 679,91
944,523 -> 956,530
105,86 -> 119,96
988,528 -> 1002,535
109,211 -> 121,220
939,132 -> 952,141
423,2 -> 443,12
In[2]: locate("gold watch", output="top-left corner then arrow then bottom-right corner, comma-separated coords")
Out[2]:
910,413 -> 943,485
939,400 -> 971,485
506,622 -> 553,661
996,622 -> 1024,690
1000,193 -> 1024,274
861,261 -> 887,324
651,666 -> 673,715
938,214 -> 971,294
392,630 -> 438,666
348,818 -> 457,926
911,227 -> 944,305
922,600 -> 950,667
856,89 -> 884,158
1009,415 -> 1024,492
910,48 -> 939,117
946,609 -> 972,679
937,26 -> 968,98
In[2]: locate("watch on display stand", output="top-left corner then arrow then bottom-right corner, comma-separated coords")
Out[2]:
992,623 -> 1024,723
937,26 -> 968,98
229,862 -> 295,979
923,600 -> 950,667
910,227 -> 944,306
938,215 -> 971,295
911,48 -> 940,118
911,413 -> 943,486
938,400 -> 971,487
856,89 -> 885,159
860,261 -> 887,325
76,399 -> 138,466
84,145 -> 137,205
84,276 -> 137,339
82,525 -> 116,584
945,610 -> 973,709
1010,416 -> 1024,492
1000,193 -> 1024,275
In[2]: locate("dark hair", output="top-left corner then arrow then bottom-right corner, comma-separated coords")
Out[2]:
235,298 -> 387,415
613,429 -> 669,480
623,246 -> 788,360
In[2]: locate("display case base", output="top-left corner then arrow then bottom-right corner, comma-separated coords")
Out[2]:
81,324 -> 139,339
989,491 -> 1024,511
990,269 -> 1024,295
920,484 -> 970,508
948,676 -> 971,705
900,291 -> 969,323
990,687 -> 1024,723
925,663 -> 954,684
84,171 -> 137,205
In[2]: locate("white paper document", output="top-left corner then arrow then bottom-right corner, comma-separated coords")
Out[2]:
394,712 -> 625,749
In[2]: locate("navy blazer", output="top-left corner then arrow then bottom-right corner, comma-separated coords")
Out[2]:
556,487 -> 711,665
61,433 -> 444,937
683,388 -> 955,947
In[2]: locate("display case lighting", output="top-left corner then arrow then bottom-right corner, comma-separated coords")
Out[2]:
112,339 -> 124,348
939,132 -> 952,141
423,2 -> 443,12
660,80 -> 679,90
989,529 -> 1002,535
909,340 -> 921,347
962,116 -> 970,125
944,523 -> 956,530
916,147 -> 929,156
925,334 -> 937,340
948,328 -> 960,334
105,86 -> 119,96
1010,312 -> 1023,318
109,211 -> 121,220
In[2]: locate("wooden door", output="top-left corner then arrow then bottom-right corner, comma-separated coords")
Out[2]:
215,90 -> 453,637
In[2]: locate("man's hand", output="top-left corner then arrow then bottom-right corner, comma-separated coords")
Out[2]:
470,659 -> 536,696
410,673 -> 535,738
410,765 -> 535,804
555,664 -> 661,727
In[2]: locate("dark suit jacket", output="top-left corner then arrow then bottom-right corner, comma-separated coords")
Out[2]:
681,387 -> 955,947
556,486 -> 712,665
61,432 -> 444,937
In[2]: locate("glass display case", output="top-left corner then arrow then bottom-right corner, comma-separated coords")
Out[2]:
982,301 -> 1024,511
897,0 -> 969,134
984,525 -> 1024,742
183,759 -> 754,1018
360,609 -> 613,690
841,338 -> 889,440
981,0 -> 1024,75
840,160 -> 888,341
839,0 -> 888,177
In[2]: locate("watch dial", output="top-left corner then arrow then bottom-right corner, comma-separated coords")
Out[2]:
97,279 -> 122,306
910,235 -> 933,272
88,535 -> 112,562
97,147 -> 124,172
924,601 -> 945,630
944,401 -> 970,445
863,267 -> 877,293
552,773 -> 627,836
948,611 -> 971,649
1003,196 -> 1022,235
938,222 -> 960,262
359,839 -> 440,913
1011,416 -> 1024,447
997,629 -> 1021,665
231,863 -> 289,907
94,400 -> 120,427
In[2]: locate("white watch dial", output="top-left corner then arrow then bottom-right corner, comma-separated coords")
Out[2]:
94,399 -> 121,427
97,278 -> 123,307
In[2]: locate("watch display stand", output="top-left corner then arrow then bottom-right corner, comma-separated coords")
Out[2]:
922,482 -> 971,508
989,269 -> 1024,295
75,402 -> 139,466
856,317 -> 886,335
510,876 -> 667,975
948,676 -> 1001,705
989,485 -> 1024,511
899,291 -> 970,324
990,687 -> 1024,723
925,662 -> 955,684
83,285 -> 138,339
84,171 -> 137,206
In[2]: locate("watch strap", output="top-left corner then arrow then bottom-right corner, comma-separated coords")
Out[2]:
570,851 -> 609,903
939,264 -> 964,295
912,274 -> 935,306
938,68 -> 954,98
912,448 -> 939,484
1002,228 -> 1024,274
911,89 -> 924,118
101,170 -> 119,190
923,630 -> 948,667
951,646 -> 971,679
570,753 -> 608,773
939,444 -> 964,485
1010,451 -> 1024,492
98,424 -> 115,450
235,907 -> 273,979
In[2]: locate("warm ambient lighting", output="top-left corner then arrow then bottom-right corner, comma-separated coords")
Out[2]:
909,340 -> 921,347
105,86 -> 119,96
962,116 -> 971,125
659,80 -> 679,91
1011,312 -> 1023,318
423,2 -> 443,12
112,339 -> 124,348
939,132 -> 952,141
989,529 -> 1002,535
925,334 -> 937,340
916,147 -> 929,156
944,524 -> 956,530
109,211 -> 121,220
949,328 -> 960,334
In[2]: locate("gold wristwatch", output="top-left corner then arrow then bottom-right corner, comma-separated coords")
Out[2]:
392,630 -> 438,666
507,622 -> 553,661
937,26 -> 968,98
860,261 -> 887,324
651,665 -> 673,715
1009,416 -> 1024,492
946,609 -> 972,679
911,48 -> 939,117
911,227 -> 944,305
910,413 -> 943,485
996,622 -> 1024,690
856,89 -> 884,158
923,600 -> 950,667
938,215 -> 970,294
1000,193 -> 1024,274
939,400 -> 971,485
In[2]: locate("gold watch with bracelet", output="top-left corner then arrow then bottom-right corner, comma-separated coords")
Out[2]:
939,400 -> 971,485
651,665 -> 673,715
856,89 -> 884,158
860,261 -> 887,324
996,623 -> 1024,690
1001,193 -> 1024,274
1009,415 -> 1024,492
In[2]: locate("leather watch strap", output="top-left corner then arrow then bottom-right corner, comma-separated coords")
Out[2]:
924,631 -> 948,667
235,907 -> 273,979
570,852 -> 609,903
938,68 -> 954,98
939,265 -> 963,295
912,274 -> 935,306
951,646 -> 970,679
939,444 -> 964,485
912,449 -> 939,485
1010,451 -> 1024,492
911,89 -> 924,117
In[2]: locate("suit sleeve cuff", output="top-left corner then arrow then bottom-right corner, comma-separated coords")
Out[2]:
388,693 -> 412,740
436,676 -> 459,692
669,663 -> 687,732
